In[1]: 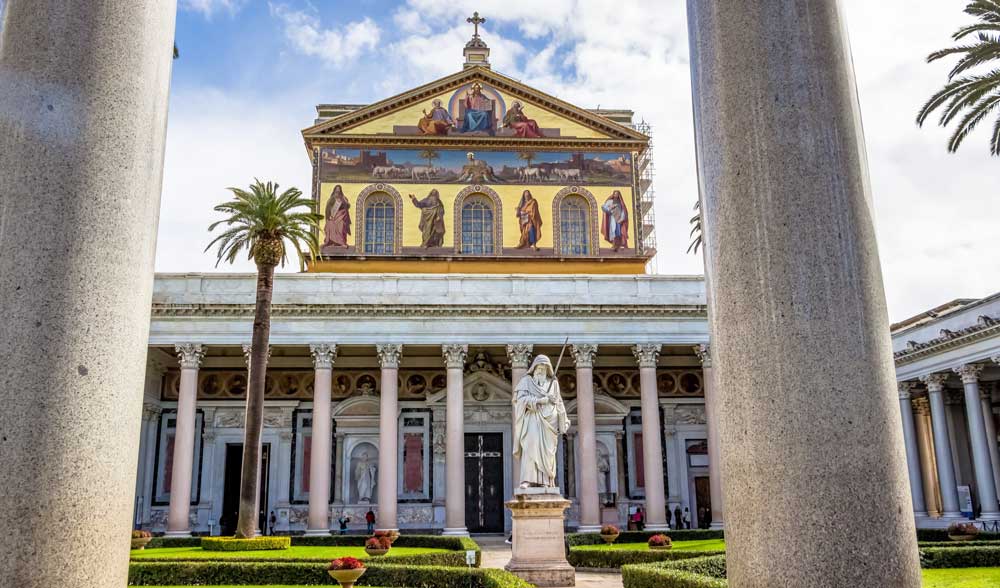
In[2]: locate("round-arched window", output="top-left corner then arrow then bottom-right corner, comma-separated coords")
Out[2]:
461,195 -> 495,254
559,195 -> 590,255
363,194 -> 395,254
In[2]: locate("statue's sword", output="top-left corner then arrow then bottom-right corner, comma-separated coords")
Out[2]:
545,336 -> 570,399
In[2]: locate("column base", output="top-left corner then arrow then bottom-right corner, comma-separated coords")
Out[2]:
977,512 -> 1000,521
912,511 -> 929,518
163,530 -> 192,538
939,512 -> 966,520
576,525 -> 601,533
304,528 -> 332,537
644,523 -> 670,531
441,527 -> 469,536
709,522 -> 724,530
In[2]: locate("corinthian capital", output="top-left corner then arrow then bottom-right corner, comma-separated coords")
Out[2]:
506,343 -> 534,369
572,343 -> 598,368
897,381 -> 916,400
242,343 -> 272,368
310,343 -> 337,369
377,344 -> 402,368
693,343 -> 712,368
632,344 -> 661,368
175,343 -> 205,369
920,372 -> 949,392
912,396 -> 930,416
443,344 -> 468,369
954,364 -> 984,385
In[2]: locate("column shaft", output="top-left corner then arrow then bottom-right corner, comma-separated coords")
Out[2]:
956,366 -> 1000,518
443,345 -> 468,535
376,345 -> 400,531
573,344 -> 600,532
634,345 -> 667,530
507,344 -> 533,494
306,344 -> 335,535
924,377 -> 963,517
167,351 -> 201,536
913,399 -> 942,516
333,434 -> 346,504
697,346 -> 725,530
981,387 -> 1000,507
898,384 -> 928,517
688,1 -> 920,583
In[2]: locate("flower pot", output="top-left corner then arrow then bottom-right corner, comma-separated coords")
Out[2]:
649,544 -> 672,551
388,530 -> 400,541
948,534 -> 976,542
130,537 -> 152,550
365,547 -> 389,557
600,533 -> 619,544
328,568 -> 366,588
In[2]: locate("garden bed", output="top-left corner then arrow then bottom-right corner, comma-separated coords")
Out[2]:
569,540 -> 726,569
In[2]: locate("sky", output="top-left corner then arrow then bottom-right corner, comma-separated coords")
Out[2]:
154,0 -> 999,322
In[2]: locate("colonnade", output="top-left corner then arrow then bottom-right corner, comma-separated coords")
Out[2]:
162,342 -> 723,536
898,359 -> 1000,522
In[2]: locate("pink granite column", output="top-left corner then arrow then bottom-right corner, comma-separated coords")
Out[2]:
376,344 -> 401,531
633,344 -> 668,530
306,344 -> 336,536
507,344 -> 533,491
166,344 -> 204,537
572,344 -> 600,532
443,344 -> 469,535
696,344 -> 724,529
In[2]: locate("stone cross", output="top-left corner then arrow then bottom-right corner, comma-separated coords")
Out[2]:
467,12 -> 486,38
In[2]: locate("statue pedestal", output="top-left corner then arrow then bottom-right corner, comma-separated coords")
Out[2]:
505,488 -> 575,587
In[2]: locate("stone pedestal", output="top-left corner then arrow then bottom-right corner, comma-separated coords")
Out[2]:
505,488 -> 575,587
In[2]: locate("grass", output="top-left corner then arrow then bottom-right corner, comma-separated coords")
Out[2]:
573,539 -> 727,552
130,545 -> 446,561
922,567 -> 1000,587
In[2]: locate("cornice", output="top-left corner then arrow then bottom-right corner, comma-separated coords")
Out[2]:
305,133 -> 647,153
893,319 -> 1000,366
151,303 -> 707,319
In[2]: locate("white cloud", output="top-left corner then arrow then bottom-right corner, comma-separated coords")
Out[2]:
179,0 -> 245,19
269,3 -> 381,67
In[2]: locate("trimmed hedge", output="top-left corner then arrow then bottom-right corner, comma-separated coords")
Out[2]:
920,546 -> 1000,568
622,556 -> 727,588
569,546 -> 724,569
916,528 -> 1000,542
201,536 -> 290,551
147,537 -> 201,549
567,529 -> 724,547
128,561 -> 528,587
292,534 -> 481,566
918,540 -> 1000,548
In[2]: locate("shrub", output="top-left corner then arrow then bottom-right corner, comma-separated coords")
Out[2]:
622,556 -> 728,588
569,547 -> 720,569
132,530 -> 152,539
649,534 -> 672,547
147,537 -> 201,549
200,536 -> 291,551
916,528 -> 1000,542
920,545 -> 1000,568
329,556 -> 365,570
947,522 -> 980,537
366,536 -> 391,550
601,524 -> 620,535
567,529 -> 723,546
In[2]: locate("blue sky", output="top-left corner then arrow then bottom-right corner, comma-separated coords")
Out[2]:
154,0 -> 999,321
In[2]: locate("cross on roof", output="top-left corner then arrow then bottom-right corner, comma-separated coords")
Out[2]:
467,12 -> 486,38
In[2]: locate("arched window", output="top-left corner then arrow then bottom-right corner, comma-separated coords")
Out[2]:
363,194 -> 395,254
559,195 -> 590,255
461,195 -> 495,254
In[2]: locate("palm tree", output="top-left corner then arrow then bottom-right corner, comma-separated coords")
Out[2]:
687,200 -> 702,254
419,149 -> 440,169
206,180 -> 321,538
917,1 -> 1000,154
518,151 -> 536,169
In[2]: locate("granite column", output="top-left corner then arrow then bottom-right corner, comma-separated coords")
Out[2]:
443,345 -> 469,535
955,365 -> 1000,518
696,344 -> 724,529
507,344 -> 533,492
913,397 -> 942,516
167,344 -> 204,536
633,344 -> 668,530
306,344 -> 336,535
572,344 -> 600,532
898,382 -> 928,517
376,344 -> 401,531
922,374 -> 963,518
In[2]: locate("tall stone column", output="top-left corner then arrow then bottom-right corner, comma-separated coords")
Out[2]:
980,378 -> 1000,505
333,432 -> 346,505
443,344 -> 469,535
633,344 -> 668,530
139,403 -> 162,526
921,374 -> 963,518
695,344 -> 724,529
167,344 -> 205,537
898,382 -> 928,517
913,398 -> 942,516
955,365 -> 1000,518
687,2 -> 921,583
0,1 -> 176,585
376,344 -> 401,531
306,344 -> 336,536
507,344 -> 533,492
572,344 -> 600,532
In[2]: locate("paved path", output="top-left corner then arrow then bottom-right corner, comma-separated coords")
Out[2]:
474,535 -> 623,588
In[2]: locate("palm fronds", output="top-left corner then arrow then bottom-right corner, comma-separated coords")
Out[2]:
918,1 -> 1000,154
206,179 -> 322,270
686,199 -> 702,254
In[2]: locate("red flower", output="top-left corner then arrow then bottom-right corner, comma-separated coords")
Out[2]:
329,556 -> 365,570
648,534 -> 672,547
600,525 -> 619,535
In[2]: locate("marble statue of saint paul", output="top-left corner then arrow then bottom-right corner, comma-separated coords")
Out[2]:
513,355 -> 570,488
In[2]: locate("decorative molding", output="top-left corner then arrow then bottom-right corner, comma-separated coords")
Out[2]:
310,343 -> 337,369
894,320 -> 1000,365
442,344 -> 469,369
920,373 -> 949,392
376,344 -> 403,369
632,344 -> 661,369
954,363 -> 984,385
672,405 -> 706,425
693,344 -> 711,368
898,381 -> 916,401
552,186 -> 599,257
142,402 -> 163,421
202,430 -> 217,443
175,343 -> 205,370
355,183 -> 404,255
152,303 -> 706,319
506,343 -> 534,369
572,343 -> 598,368
453,185 -> 503,254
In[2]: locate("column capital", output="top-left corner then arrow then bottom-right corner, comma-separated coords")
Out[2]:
310,343 -> 337,369
992,354 -> 1000,366
377,344 -> 402,369
175,343 -> 205,369
142,402 -> 162,421
442,344 -> 468,369
572,343 -> 598,368
693,343 -> 712,368
954,363 -> 984,385
981,381 -> 996,401
920,372 -> 949,392
632,344 -> 661,368
898,381 -> 917,400
242,343 -> 272,368
911,396 -> 930,416
506,343 -> 534,369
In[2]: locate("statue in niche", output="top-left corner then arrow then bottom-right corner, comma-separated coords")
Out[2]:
323,184 -> 351,248
597,448 -> 611,494
513,355 -> 570,488
409,189 -> 446,248
355,451 -> 377,503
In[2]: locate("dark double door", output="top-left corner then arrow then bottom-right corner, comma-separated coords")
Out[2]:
464,433 -> 504,533
220,443 -> 271,536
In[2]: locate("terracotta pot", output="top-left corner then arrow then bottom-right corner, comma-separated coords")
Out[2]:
649,544 -> 672,550
388,530 -> 400,541
365,547 -> 389,556
328,567 -> 366,588
600,533 -> 619,544
948,534 -> 976,542
130,537 -> 152,550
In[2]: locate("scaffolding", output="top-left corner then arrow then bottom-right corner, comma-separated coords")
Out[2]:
631,121 -> 657,257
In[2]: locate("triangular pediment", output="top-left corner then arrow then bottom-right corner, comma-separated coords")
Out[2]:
302,67 -> 648,145
425,370 -> 512,406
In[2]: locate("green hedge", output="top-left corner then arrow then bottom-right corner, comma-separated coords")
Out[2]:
918,540 -> 1000,548
920,546 -> 1000,568
916,528 -> 1000,542
128,561 -> 528,587
201,536 -> 291,551
147,537 -> 201,549
622,556 -> 727,588
568,546 -> 725,569
567,530 -> 724,546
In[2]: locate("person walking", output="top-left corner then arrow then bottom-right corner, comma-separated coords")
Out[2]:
635,506 -> 645,531
337,513 -> 351,535
683,507 -> 691,529
365,509 -> 376,534
673,505 -> 683,530
268,511 -> 277,536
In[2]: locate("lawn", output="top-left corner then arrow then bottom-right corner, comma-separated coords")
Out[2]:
922,567 -> 1000,587
130,545 -> 446,561
573,539 -> 726,552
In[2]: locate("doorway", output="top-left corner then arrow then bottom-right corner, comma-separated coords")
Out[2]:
694,475 -> 711,529
464,432 -> 504,533
220,443 -> 271,536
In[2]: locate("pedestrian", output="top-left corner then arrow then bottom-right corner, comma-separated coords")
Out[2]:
268,511 -> 277,536
635,506 -> 645,531
337,512 -> 351,535
673,505 -> 683,530
365,509 -> 376,534
683,507 -> 691,529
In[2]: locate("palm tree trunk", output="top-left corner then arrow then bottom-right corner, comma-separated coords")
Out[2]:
234,262 -> 276,538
